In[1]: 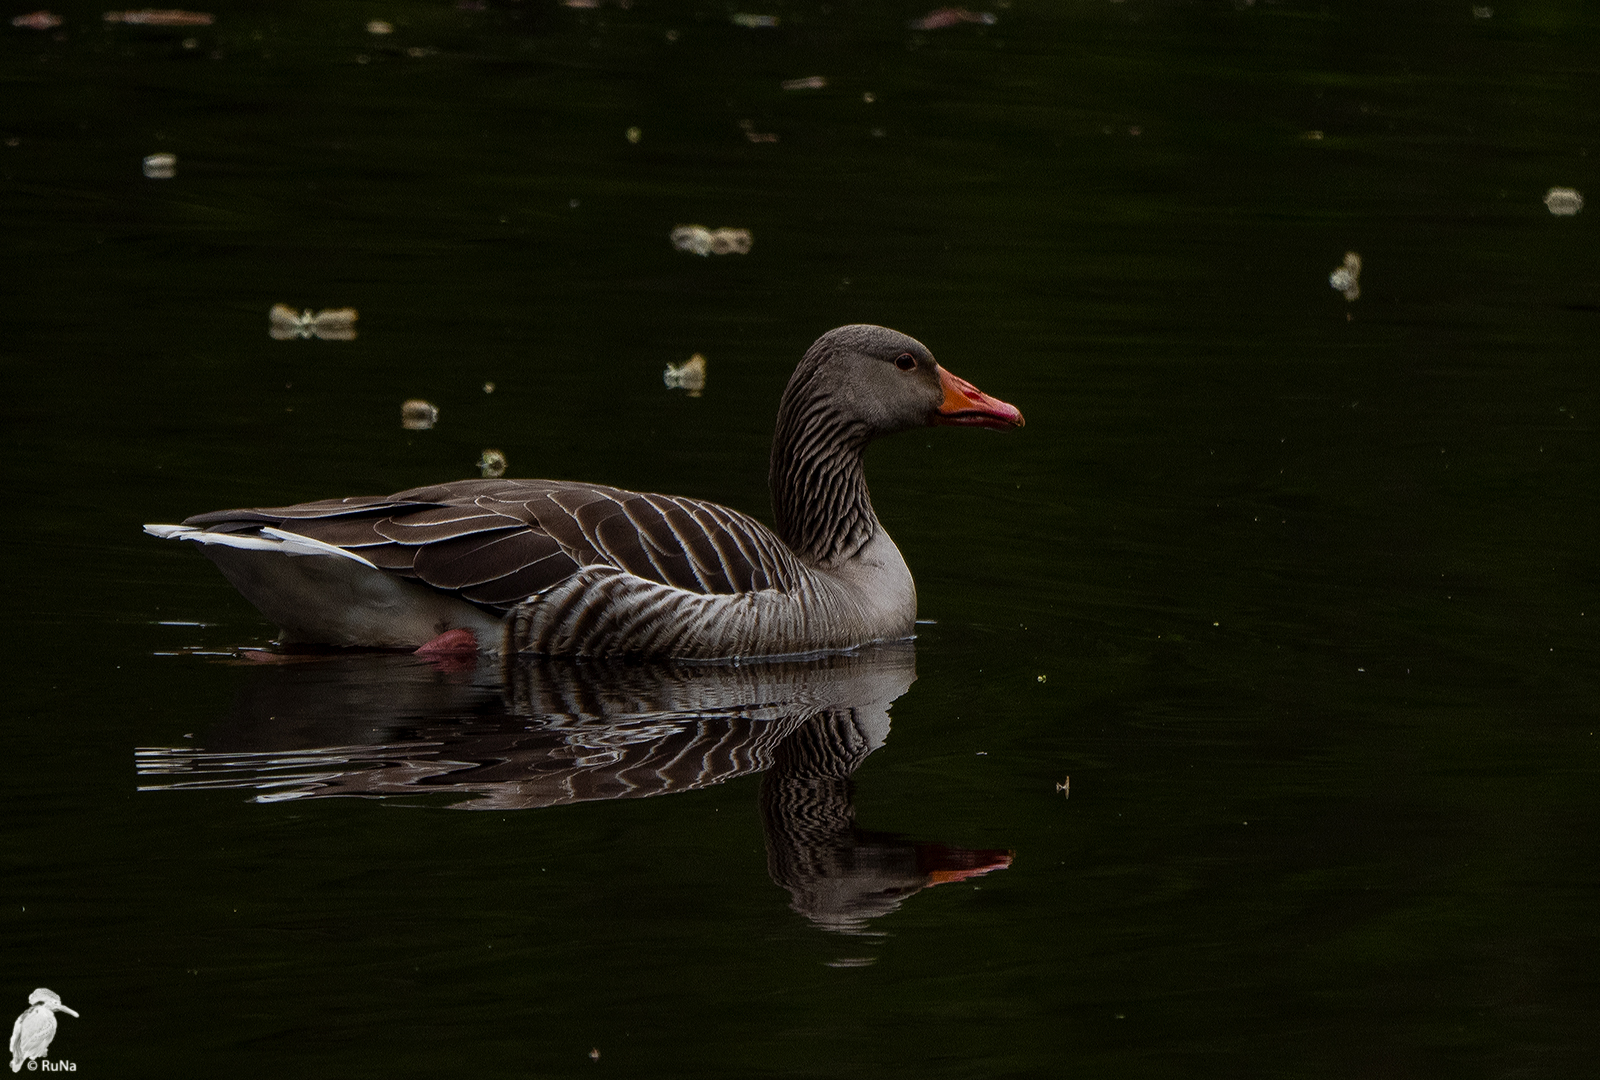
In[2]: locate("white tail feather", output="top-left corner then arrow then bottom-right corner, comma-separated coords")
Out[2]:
143,523 -> 380,569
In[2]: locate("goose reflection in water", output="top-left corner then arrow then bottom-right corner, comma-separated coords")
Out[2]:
137,645 -> 1011,932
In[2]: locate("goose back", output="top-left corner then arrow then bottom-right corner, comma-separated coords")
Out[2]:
182,478 -> 810,615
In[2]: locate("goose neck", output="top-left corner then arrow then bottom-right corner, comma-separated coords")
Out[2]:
768,386 -> 879,569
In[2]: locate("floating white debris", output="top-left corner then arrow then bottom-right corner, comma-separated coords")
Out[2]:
142,152 -> 177,179
401,399 -> 439,430
104,9 -> 215,25
781,76 -> 827,91
366,19 -> 393,34
909,7 -> 996,30
738,119 -> 778,143
670,225 -> 753,256
664,354 -> 707,397
477,449 -> 507,478
625,125 -> 642,144
1544,187 -> 1583,216
730,12 -> 778,27
710,229 -> 752,255
11,11 -> 62,29
671,226 -> 712,255
269,304 -> 359,341
1472,5 -> 1493,18
483,381 -> 496,394
1329,251 -> 1361,301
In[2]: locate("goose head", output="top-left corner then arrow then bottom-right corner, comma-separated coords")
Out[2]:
770,325 -> 1023,567
790,324 -> 1025,435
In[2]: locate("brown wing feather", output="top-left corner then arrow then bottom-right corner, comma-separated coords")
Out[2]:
636,496 -> 737,593
183,496 -> 406,526
280,516 -> 394,549
596,500 -> 695,591
360,543 -> 423,574
538,485 -> 626,565
373,506 -> 522,545
458,554 -> 583,606
178,478 -> 804,614
412,529 -> 572,590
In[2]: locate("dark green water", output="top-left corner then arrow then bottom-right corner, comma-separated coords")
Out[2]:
4,0 -> 1598,1076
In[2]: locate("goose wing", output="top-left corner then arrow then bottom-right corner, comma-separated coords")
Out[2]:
181,478 -> 803,613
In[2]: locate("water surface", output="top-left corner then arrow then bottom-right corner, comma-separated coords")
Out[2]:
4,1 -> 1597,1076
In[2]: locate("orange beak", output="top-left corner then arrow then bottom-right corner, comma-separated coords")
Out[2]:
933,366 -> 1025,430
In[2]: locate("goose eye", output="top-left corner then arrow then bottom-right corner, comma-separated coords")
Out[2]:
894,353 -> 917,372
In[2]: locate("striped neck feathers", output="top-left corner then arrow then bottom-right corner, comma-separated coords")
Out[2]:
768,360 -> 880,569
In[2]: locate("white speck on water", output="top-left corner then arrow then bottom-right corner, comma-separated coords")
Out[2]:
142,152 -> 176,179
1544,187 -> 1583,215
477,449 -> 507,478
664,354 -> 707,396
1329,251 -> 1361,300
401,399 -> 439,430
671,224 -> 753,256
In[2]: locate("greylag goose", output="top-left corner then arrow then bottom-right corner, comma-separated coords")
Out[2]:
144,325 -> 1023,658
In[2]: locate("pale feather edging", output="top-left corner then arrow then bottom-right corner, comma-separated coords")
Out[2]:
142,523 -> 381,569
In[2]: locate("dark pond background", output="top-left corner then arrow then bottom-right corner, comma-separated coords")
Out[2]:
4,0 -> 1598,1075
